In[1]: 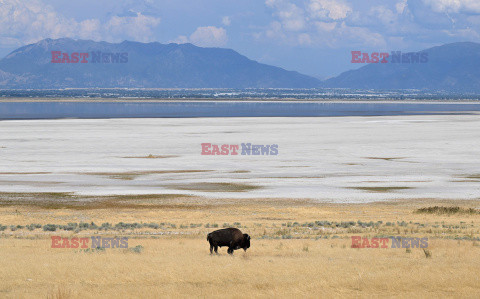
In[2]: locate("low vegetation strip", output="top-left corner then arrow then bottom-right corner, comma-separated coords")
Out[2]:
1,218 -> 479,242
415,206 -> 480,215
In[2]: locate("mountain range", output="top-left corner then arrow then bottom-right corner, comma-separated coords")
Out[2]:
0,38 -> 479,92
0,38 -> 320,89
324,42 -> 480,92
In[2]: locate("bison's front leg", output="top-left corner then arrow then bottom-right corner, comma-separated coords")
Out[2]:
227,241 -> 235,255
210,244 -> 213,254
214,246 -> 219,254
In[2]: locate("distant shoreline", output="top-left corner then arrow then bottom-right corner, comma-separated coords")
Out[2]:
1,98 -> 480,103
1,101 -> 480,120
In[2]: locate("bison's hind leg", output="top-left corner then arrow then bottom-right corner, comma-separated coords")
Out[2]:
209,241 -> 219,255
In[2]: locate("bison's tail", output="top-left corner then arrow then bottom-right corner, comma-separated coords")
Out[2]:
207,233 -> 211,242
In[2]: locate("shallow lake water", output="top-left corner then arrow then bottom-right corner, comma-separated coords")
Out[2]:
1,101 -> 480,119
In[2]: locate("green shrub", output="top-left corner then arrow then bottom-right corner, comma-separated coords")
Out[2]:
129,245 -> 144,254
43,224 -> 57,232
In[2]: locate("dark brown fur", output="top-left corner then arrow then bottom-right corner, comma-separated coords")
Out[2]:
207,228 -> 251,255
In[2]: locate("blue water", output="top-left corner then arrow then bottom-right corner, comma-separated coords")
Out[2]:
0,101 -> 479,119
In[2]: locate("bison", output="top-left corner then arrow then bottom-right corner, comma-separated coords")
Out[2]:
207,228 -> 250,255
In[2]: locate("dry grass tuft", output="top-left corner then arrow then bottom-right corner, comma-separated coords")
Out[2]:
46,287 -> 72,299
423,248 -> 432,258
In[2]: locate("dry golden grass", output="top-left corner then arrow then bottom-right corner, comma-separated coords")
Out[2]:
0,195 -> 479,298
1,238 -> 480,298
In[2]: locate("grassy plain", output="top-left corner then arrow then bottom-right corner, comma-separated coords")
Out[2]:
0,194 -> 479,298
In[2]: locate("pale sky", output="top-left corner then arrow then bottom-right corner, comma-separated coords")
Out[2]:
1,0 -> 479,78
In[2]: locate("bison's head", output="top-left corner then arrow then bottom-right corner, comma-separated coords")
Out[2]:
243,234 -> 251,251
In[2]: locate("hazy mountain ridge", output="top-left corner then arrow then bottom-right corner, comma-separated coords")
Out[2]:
0,38 -> 321,89
324,42 -> 480,92
1,39 -> 479,91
